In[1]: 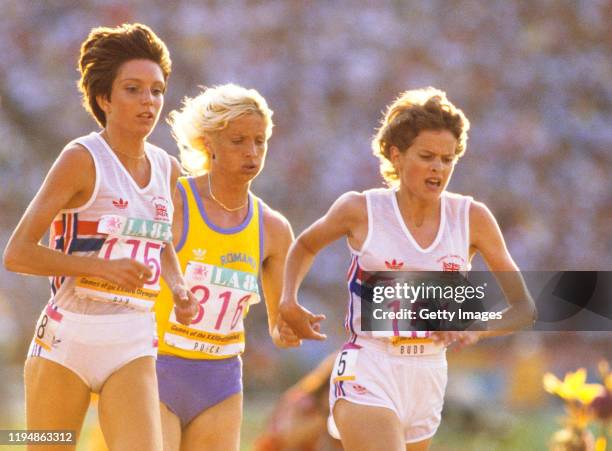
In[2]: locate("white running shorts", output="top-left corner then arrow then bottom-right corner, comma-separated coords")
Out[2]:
328,339 -> 448,444
28,302 -> 158,393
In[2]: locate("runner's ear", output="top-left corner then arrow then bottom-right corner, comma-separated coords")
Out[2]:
96,94 -> 111,115
389,145 -> 402,168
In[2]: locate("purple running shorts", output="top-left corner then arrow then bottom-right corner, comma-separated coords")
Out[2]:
157,354 -> 242,427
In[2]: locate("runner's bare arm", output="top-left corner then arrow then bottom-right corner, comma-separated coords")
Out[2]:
279,192 -> 367,340
470,201 -> 537,335
260,206 -> 301,347
169,169 -> 185,249
160,157 -> 197,325
3,144 -> 151,289
160,156 -> 187,290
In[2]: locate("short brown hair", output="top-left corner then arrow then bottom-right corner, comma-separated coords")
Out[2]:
78,23 -> 171,127
372,87 -> 470,186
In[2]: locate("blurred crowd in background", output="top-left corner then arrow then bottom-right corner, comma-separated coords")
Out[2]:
0,1 -> 610,448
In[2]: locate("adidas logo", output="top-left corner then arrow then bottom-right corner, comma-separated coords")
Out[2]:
112,198 -> 128,209
352,384 -> 368,395
192,248 -> 207,261
385,259 -> 404,270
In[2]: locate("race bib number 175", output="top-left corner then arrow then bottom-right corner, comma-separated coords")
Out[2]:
74,215 -> 171,310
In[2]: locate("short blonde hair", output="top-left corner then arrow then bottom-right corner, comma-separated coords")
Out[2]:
168,83 -> 273,174
371,87 -> 470,187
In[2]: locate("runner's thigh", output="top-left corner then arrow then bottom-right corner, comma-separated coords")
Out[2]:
98,356 -> 162,451
333,399 -> 404,451
180,392 -> 242,451
24,357 -> 90,451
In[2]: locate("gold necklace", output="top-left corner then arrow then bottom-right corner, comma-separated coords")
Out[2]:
114,148 -> 147,160
208,173 -> 248,212
102,131 -> 146,160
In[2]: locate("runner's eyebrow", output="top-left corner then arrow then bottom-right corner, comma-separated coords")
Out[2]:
119,78 -> 165,86
417,148 -> 454,156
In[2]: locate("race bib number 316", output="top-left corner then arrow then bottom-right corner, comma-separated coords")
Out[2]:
163,261 -> 260,356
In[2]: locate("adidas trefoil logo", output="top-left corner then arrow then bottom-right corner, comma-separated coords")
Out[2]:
112,198 -> 129,209
385,259 -> 404,270
192,248 -> 207,261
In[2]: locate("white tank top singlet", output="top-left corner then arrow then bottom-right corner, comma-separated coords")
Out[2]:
49,131 -> 173,314
345,188 -> 473,341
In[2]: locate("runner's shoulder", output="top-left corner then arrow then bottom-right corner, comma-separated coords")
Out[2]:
328,191 -> 367,224
59,142 -> 94,167
259,199 -> 292,238
50,143 -> 95,188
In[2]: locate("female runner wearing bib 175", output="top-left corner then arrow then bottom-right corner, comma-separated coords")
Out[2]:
3,24 -> 197,451
280,87 -> 536,451
154,84 -> 300,451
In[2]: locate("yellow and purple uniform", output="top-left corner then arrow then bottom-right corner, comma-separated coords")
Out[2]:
155,176 -> 264,426
155,176 -> 263,360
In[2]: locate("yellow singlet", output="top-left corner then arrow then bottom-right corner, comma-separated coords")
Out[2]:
155,176 -> 262,360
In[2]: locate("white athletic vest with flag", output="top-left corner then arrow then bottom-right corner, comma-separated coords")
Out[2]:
345,188 -> 472,344
49,131 -> 173,314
